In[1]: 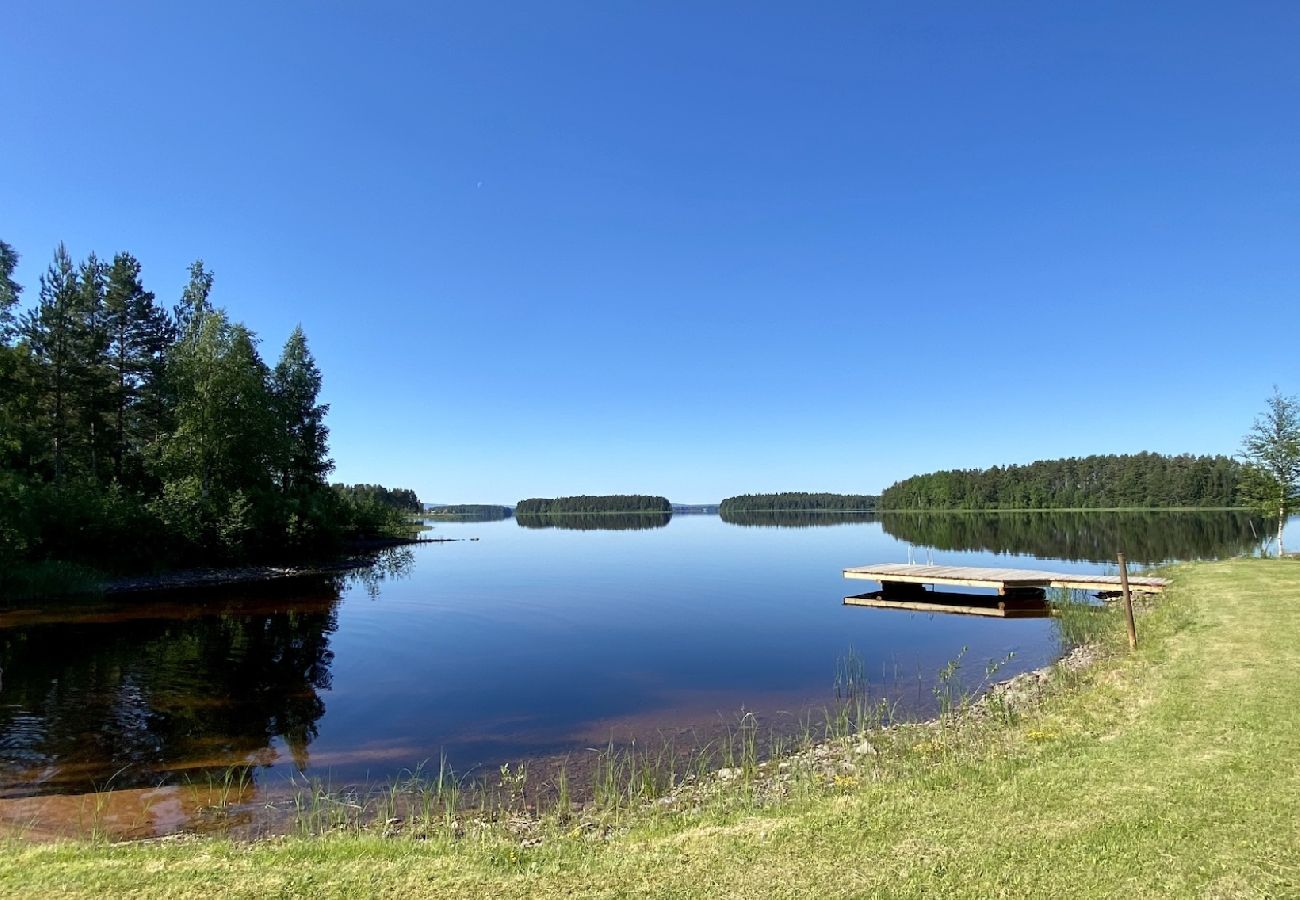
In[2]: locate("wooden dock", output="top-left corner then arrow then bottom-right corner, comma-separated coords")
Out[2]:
843,563 -> 1168,595
842,563 -> 1168,618
843,590 -> 1053,618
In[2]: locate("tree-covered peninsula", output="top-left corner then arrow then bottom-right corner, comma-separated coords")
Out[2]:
0,239 -> 418,597
719,492 -> 880,514
332,484 -> 422,513
514,495 -> 671,514
878,452 -> 1245,510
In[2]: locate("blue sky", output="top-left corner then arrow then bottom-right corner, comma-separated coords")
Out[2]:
3,2 -> 1297,503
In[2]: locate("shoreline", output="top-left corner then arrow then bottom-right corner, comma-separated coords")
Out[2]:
7,559 -> 1300,899
99,535 -> 462,596
0,621 -> 1093,845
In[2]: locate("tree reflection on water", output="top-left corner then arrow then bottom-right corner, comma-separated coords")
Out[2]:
0,576 -> 349,798
879,510 -> 1262,565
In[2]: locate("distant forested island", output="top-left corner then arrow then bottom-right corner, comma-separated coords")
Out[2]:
878,453 -> 1245,510
514,495 -> 671,514
0,239 -> 419,598
719,493 -> 880,514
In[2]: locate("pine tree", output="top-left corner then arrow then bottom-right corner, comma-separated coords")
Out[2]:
21,244 -> 81,481
74,253 -> 111,481
0,240 -> 20,341
0,241 -> 24,461
271,325 -> 332,495
104,252 -> 173,482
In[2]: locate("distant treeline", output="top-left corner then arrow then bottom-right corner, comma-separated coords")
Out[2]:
516,512 -> 671,531
514,495 -> 671,514
879,453 -> 1245,510
881,510 -> 1261,565
719,493 -> 880,514
332,484 -> 422,513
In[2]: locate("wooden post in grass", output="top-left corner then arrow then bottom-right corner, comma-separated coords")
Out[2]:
1118,552 -> 1137,650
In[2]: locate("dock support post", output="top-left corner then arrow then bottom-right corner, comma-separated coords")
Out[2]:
1118,552 -> 1137,650
879,580 -> 928,600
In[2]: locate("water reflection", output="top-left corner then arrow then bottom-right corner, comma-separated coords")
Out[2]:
879,510 -> 1261,564
424,507 -> 513,522
342,547 -> 415,599
0,577 -> 341,798
515,512 -> 672,531
0,510 -> 1265,835
721,509 -> 878,528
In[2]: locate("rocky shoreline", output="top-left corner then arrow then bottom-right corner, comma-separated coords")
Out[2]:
649,641 -> 1100,812
348,640 -> 1107,847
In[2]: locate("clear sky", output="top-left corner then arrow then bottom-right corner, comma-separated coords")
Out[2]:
3,2 -> 1297,504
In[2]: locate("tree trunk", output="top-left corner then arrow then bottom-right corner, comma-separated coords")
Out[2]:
53,370 -> 63,483
115,337 -> 126,481
1280,505 -> 1287,558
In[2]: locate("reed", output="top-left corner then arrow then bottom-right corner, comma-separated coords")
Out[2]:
1050,586 -> 1114,649
186,641 -> 1037,842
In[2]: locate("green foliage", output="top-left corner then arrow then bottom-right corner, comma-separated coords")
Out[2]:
102,251 -> 173,485
1238,387 -> 1300,555
273,326 -> 332,498
0,239 -> 20,339
0,559 -> 105,602
880,452 -> 1245,510
719,492 -> 879,515
326,483 -> 423,541
331,483 -> 421,513
514,495 -> 671,514
0,238 -> 414,590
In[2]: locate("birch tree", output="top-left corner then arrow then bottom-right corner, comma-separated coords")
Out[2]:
1240,388 -> 1300,556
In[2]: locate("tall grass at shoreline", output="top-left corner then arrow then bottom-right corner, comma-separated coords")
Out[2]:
260,617 -> 1094,842
0,560 -> 105,602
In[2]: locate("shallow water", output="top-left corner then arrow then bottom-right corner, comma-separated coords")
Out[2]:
0,510 -> 1269,836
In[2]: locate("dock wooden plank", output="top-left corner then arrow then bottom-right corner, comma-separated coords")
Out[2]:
843,563 -> 1167,594
1049,576 -> 1165,594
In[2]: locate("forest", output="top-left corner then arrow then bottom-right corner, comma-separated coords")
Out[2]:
719,492 -> 880,514
0,239 -> 416,597
513,495 -> 671,514
332,484 -> 422,513
878,453 -> 1245,510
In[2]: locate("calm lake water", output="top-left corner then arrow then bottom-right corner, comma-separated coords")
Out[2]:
0,510 -> 1275,835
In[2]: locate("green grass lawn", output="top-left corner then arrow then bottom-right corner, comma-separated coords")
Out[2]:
3,559 -> 1298,899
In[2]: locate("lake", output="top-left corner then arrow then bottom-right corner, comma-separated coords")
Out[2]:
0,510 -> 1272,836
